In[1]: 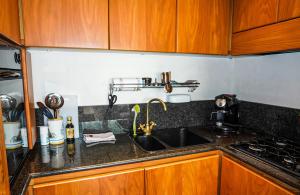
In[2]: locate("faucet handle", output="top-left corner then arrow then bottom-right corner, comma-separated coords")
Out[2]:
138,123 -> 146,132
149,121 -> 157,129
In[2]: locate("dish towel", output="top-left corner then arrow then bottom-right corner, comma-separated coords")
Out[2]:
83,131 -> 116,144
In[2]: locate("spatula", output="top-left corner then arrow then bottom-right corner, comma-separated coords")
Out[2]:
131,104 -> 140,137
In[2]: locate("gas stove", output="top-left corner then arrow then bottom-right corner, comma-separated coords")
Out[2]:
231,136 -> 300,178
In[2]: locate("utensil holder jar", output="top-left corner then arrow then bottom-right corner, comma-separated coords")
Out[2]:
4,121 -> 22,149
48,118 -> 64,145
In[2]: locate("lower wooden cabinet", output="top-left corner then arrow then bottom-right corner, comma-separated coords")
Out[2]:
32,169 -> 144,195
220,156 -> 294,195
27,152 -> 219,195
145,155 -> 219,195
26,152 -> 296,195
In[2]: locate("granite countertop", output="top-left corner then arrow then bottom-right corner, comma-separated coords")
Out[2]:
11,126 -> 300,195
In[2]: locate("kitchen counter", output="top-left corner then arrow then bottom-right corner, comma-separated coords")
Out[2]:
10,126 -> 300,195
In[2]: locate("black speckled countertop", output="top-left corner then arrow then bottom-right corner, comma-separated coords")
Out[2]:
10,127 -> 300,195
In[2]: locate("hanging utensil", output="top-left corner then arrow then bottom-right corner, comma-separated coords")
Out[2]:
164,72 -> 173,93
45,93 -> 64,119
108,84 -> 117,108
0,95 -> 17,121
37,101 -> 54,119
10,103 -> 24,122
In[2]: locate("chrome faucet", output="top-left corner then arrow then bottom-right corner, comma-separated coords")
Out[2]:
139,98 -> 167,136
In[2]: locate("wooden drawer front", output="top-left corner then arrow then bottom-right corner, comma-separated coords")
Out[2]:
145,155 -> 219,195
33,169 -> 144,195
221,156 -> 294,195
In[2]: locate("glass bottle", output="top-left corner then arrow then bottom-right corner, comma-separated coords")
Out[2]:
66,116 -> 75,143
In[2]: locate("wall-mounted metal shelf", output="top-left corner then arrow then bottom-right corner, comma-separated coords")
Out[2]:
111,81 -> 200,92
0,68 -> 22,81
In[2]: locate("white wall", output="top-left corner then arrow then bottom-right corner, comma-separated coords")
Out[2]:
232,52 -> 300,109
28,49 -> 234,106
0,49 -> 20,69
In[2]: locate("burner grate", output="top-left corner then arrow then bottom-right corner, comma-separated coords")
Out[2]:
231,136 -> 300,178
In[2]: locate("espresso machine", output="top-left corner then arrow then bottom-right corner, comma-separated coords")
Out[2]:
211,94 -> 240,134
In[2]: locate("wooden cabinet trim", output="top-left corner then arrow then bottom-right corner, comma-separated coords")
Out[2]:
145,154 -> 219,170
21,49 -> 36,149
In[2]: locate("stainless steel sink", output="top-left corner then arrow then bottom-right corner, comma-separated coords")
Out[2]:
130,127 -> 211,152
152,127 -> 210,148
131,135 -> 166,151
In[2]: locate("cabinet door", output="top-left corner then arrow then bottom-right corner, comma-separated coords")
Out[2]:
233,0 -> 278,33
177,0 -> 230,55
22,0 -> 108,49
145,155 -> 219,195
231,18 -> 300,55
0,0 -> 20,44
109,0 -> 176,52
278,0 -> 300,21
33,169 -> 144,195
221,156 -> 294,195
0,107 -> 10,195
21,49 -> 37,149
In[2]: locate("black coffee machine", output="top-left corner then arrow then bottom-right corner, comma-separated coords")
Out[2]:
211,94 -> 240,133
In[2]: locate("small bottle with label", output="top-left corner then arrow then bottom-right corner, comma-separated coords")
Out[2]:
66,116 -> 75,143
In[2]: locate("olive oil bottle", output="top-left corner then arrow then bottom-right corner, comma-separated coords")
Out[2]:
66,116 -> 75,143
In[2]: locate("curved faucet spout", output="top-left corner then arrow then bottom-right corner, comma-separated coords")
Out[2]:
139,98 -> 167,136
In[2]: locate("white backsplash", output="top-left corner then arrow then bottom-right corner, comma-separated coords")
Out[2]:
27,48 -> 300,109
28,49 -> 233,106
232,52 -> 300,109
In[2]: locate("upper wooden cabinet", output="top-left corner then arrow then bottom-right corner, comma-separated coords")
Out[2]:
232,0 -> 278,33
145,155 -> 219,195
232,17 -> 300,55
232,0 -> 300,55
109,0 -> 176,52
221,156 -> 294,195
22,0 -> 108,49
0,0 -> 21,44
177,0 -> 230,55
278,0 -> 300,21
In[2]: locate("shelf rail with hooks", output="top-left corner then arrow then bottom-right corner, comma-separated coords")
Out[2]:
110,81 -> 200,92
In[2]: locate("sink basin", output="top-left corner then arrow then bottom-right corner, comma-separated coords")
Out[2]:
153,127 -> 210,148
131,135 -> 166,151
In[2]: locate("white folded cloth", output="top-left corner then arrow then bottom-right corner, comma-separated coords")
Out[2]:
83,132 -> 116,144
